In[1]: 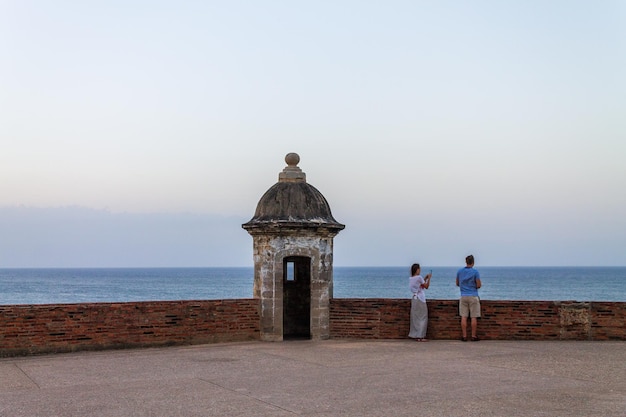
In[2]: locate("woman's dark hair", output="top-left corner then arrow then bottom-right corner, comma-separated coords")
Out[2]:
411,263 -> 420,276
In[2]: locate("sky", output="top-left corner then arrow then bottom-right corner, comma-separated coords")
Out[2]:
1,1 -> 625,267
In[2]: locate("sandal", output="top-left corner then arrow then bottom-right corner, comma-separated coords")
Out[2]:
461,337 -> 468,342
471,336 -> 480,342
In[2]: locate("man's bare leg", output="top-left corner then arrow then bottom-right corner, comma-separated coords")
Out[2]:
461,316 -> 468,339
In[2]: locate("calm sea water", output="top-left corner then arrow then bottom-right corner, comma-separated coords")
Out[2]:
0,267 -> 625,305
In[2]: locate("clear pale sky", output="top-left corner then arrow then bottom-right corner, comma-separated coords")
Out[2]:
1,1 -> 625,267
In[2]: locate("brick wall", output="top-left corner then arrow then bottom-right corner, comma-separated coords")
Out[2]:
330,299 -> 626,341
2,298 -> 625,357
0,299 -> 260,357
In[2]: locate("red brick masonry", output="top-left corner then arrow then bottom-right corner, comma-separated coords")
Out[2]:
1,299 -> 624,356
330,299 -> 626,341
0,300 -> 260,357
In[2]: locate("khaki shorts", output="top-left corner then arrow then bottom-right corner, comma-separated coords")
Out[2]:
459,296 -> 481,318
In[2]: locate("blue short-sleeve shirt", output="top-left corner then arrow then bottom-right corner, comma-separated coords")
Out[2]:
457,267 -> 480,296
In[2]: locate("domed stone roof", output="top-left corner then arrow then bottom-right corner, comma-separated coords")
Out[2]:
242,153 -> 345,232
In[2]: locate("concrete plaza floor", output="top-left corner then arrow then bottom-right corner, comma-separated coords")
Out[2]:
1,339 -> 625,416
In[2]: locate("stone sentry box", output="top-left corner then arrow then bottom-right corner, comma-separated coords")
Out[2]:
242,153 -> 344,341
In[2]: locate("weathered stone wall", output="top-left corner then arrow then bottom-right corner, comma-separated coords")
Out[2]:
249,231 -> 336,341
330,299 -> 626,341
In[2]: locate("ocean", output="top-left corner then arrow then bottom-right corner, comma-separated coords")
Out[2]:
0,266 -> 625,305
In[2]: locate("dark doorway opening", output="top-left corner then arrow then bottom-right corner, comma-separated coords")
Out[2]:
283,256 -> 311,340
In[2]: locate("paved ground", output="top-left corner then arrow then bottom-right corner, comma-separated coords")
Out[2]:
1,340 -> 625,417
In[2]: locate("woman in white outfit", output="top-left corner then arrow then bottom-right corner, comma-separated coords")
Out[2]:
408,263 -> 432,341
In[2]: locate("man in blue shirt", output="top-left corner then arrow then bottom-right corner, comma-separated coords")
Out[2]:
456,255 -> 482,341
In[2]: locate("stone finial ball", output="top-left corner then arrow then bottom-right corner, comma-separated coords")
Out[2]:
285,153 -> 300,166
